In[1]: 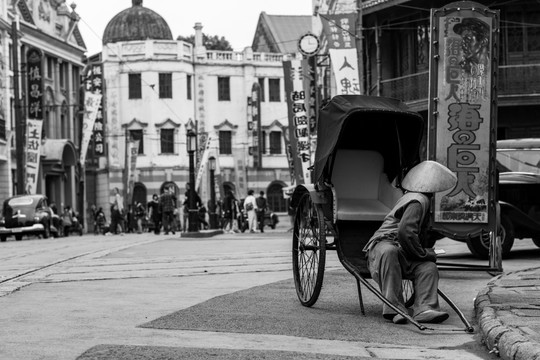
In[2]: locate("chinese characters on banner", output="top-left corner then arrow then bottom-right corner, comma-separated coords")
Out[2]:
79,93 -> 103,165
25,48 -> 43,194
303,56 -> 318,164
430,11 -> 496,224
195,135 -> 215,190
25,120 -> 43,195
249,83 -> 262,169
82,64 -> 105,159
125,140 -> 139,205
321,13 -> 361,95
283,60 -> 311,185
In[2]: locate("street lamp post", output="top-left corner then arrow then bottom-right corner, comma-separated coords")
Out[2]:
186,130 -> 199,232
208,156 -> 218,229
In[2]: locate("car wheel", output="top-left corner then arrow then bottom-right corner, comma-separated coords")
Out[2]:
0,236 -> 5,242
532,238 -> 540,248
15,234 -> 22,241
466,215 -> 515,259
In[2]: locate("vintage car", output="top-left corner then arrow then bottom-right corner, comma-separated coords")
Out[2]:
0,194 -> 60,241
464,138 -> 540,258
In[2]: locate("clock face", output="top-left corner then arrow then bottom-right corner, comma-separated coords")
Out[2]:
298,33 -> 320,56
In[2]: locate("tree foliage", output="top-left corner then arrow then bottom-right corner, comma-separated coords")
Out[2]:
177,33 -> 233,51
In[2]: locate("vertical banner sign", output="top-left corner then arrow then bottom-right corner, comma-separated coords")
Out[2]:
82,64 -> 105,158
25,120 -> 43,194
125,140 -> 139,205
27,48 -> 43,120
195,135 -> 214,190
80,93 -> 102,164
283,60 -> 311,185
428,2 -> 499,237
302,57 -> 318,165
250,83 -> 262,169
321,13 -> 361,95
26,48 -> 43,194
282,126 -> 295,183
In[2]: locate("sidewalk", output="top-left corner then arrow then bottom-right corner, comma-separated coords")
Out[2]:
475,267 -> 540,360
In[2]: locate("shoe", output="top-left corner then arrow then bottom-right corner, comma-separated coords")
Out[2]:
172,231 -> 175,235
393,314 -> 407,324
250,230 -> 255,233
413,310 -> 449,323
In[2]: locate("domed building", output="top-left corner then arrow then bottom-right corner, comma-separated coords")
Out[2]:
102,0 -> 172,45
84,0 -> 306,232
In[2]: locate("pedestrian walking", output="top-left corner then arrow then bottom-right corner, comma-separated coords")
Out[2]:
243,189 -> 258,233
113,188 -> 125,234
222,190 -> 236,233
147,194 -> 161,234
135,202 -> 146,233
255,191 -> 268,232
94,207 -> 106,235
108,203 -> 124,235
160,187 -> 176,235
363,161 -> 456,325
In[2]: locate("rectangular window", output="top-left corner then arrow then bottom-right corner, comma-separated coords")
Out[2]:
219,131 -> 232,155
187,74 -> 192,100
258,78 -> 265,102
129,129 -> 144,154
129,73 -> 142,99
269,78 -> 280,102
160,129 -> 175,154
261,131 -> 266,154
269,131 -> 282,154
159,73 -> 172,98
46,57 -> 53,78
59,62 -> 65,88
218,76 -> 230,101
8,44 -> 12,70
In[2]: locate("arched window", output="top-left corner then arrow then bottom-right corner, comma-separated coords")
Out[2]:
267,182 -> 286,212
133,182 -> 147,206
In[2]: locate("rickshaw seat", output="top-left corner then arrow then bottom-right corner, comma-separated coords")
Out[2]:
332,150 -> 402,221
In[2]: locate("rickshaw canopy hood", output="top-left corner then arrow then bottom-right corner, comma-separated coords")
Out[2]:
313,95 -> 424,185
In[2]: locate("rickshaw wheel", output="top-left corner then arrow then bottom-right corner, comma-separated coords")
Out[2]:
292,193 -> 326,307
402,280 -> 415,308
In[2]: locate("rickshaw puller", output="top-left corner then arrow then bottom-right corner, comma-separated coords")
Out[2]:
363,161 -> 457,325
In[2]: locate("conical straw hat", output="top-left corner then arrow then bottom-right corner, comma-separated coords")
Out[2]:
401,161 -> 457,193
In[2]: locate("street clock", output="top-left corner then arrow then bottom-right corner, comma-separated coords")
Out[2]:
298,33 -> 320,57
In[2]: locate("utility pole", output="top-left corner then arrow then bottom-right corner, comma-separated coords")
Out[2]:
356,0 -> 365,94
12,16 -> 25,195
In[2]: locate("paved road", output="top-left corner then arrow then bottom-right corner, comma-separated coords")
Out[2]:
1,231 -> 537,359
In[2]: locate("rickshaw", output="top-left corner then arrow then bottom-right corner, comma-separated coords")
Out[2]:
291,95 -> 473,332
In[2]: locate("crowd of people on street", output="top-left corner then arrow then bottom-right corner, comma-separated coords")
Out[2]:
89,186 -> 278,235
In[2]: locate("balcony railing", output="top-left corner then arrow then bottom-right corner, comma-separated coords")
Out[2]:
378,64 -> 540,103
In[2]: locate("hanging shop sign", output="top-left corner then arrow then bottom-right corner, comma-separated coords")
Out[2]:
283,59 -> 312,185
82,64 -> 105,158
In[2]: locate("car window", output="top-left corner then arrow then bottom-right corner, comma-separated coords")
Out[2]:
8,197 -> 35,206
497,149 -> 540,174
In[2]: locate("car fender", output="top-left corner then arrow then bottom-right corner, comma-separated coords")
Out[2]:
500,201 -> 540,233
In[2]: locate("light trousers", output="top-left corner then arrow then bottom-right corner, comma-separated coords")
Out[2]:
367,239 -> 441,318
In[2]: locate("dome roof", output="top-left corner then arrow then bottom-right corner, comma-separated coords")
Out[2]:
102,0 -> 173,45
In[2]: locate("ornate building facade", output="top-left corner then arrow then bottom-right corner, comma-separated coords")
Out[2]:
87,0 -> 308,222
3,0 -> 86,213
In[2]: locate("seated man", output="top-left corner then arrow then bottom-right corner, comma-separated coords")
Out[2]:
363,161 -> 457,325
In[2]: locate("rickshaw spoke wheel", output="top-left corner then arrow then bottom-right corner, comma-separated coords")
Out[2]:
292,193 -> 326,307
402,279 -> 415,308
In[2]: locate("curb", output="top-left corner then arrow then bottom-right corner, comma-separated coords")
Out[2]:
475,273 -> 540,360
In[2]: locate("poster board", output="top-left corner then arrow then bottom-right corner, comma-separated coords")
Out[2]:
428,1 -> 499,239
